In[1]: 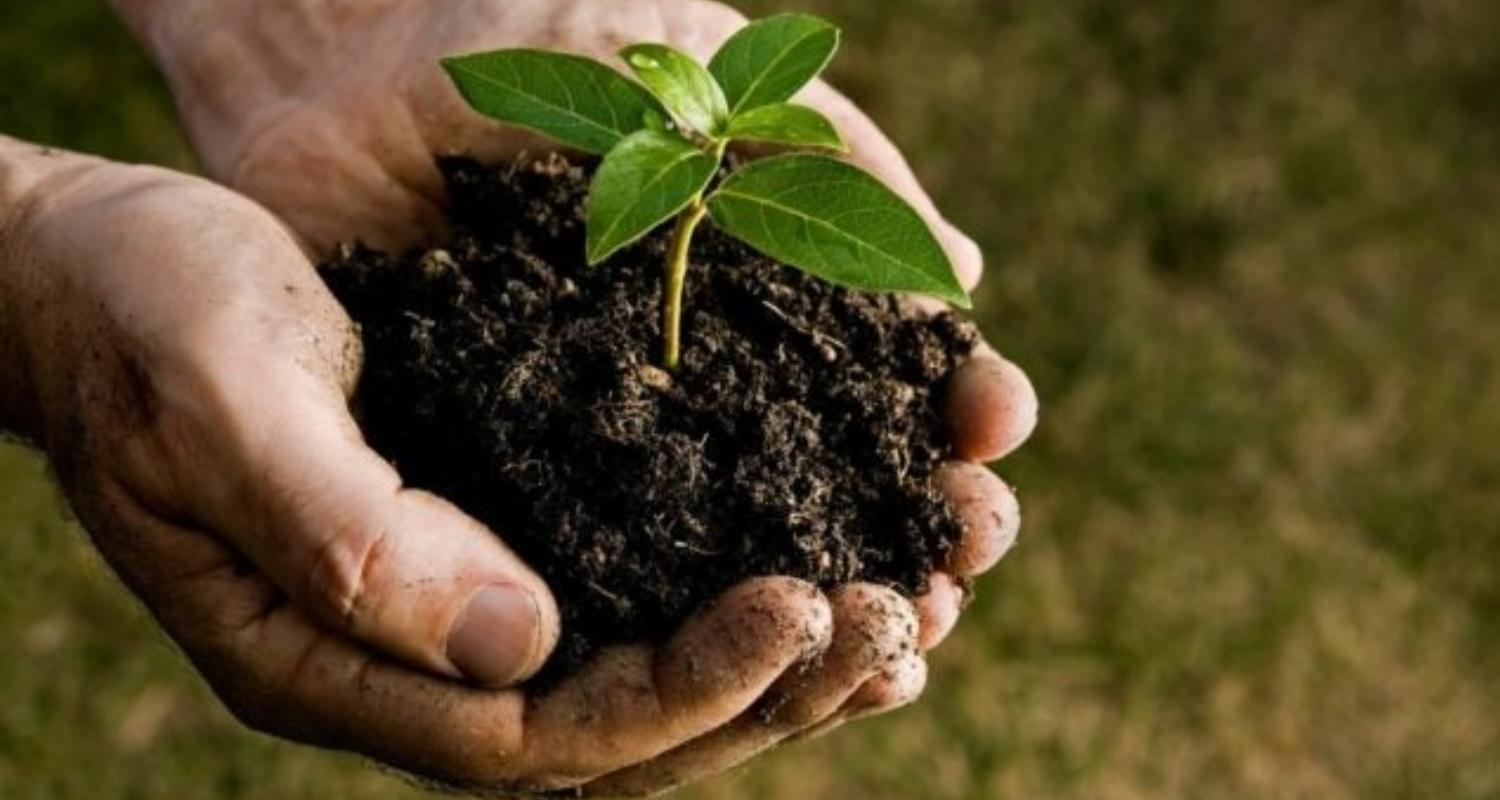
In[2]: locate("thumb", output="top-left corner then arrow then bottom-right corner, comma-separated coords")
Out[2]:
164,357 -> 560,688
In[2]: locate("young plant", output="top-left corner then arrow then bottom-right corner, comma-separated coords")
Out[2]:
442,13 -> 970,370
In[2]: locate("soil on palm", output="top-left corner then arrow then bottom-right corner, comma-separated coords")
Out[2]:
321,155 -> 978,679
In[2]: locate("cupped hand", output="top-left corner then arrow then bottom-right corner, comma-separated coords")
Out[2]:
0,151 -> 813,789
2,144 -> 1032,794
110,0 -> 1039,792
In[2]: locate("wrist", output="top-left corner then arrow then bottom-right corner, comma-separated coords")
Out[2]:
0,139 -> 119,441
0,138 -> 68,438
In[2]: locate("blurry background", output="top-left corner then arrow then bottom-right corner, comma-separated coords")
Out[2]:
3,0 -> 1499,797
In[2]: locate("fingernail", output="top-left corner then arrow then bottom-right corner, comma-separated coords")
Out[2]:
447,584 -> 541,687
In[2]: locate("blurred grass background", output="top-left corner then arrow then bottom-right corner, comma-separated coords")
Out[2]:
3,0 -> 1499,797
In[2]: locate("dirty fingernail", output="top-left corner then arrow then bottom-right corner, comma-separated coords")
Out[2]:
447,584 -> 541,687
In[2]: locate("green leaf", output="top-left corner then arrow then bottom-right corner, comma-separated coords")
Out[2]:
619,44 -> 729,136
442,49 -> 660,155
642,107 -> 673,134
724,103 -> 845,150
709,14 -> 840,115
587,130 -> 719,264
708,155 -> 970,307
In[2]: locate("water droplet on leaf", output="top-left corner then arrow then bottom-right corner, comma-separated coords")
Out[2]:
629,53 -> 660,69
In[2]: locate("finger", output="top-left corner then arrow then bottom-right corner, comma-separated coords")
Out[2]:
512,577 -> 832,790
899,300 -> 1037,464
207,599 -> 535,790
792,635 -> 934,747
764,584 -> 919,726
119,354 -> 559,687
86,484 -> 836,794
946,343 -> 1039,462
581,583 -> 916,797
934,461 -> 1021,578
780,657 -> 930,744
793,652 -> 927,745
800,82 -> 983,291
841,654 -> 928,721
913,572 -> 963,651
76,480 -> 534,789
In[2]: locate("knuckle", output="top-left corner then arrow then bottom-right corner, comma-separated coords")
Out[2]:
305,519 -> 392,629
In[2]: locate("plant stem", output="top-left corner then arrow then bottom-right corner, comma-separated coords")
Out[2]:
662,199 -> 709,370
660,139 -> 727,371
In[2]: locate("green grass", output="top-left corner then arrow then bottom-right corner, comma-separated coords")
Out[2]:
3,1 -> 1500,797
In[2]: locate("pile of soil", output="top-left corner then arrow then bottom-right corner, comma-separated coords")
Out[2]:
322,155 -> 978,677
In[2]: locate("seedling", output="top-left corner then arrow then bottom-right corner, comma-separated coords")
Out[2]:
443,13 -> 969,369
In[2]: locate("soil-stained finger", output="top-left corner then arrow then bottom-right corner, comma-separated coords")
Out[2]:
513,577 -> 832,789
81,483 -> 536,790
946,347 -> 1039,463
913,572 -> 964,651
792,653 -> 929,744
579,583 -> 918,797
935,461 -> 1021,577
840,653 -> 928,719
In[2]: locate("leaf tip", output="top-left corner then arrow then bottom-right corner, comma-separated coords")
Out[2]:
438,53 -> 480,76
585,247 -> 609,267
585,231 -> 625,267
935,261 -> 973,309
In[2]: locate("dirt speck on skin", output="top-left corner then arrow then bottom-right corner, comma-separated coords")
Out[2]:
322,155 -> 977,680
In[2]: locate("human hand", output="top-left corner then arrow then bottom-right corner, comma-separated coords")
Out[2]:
0,142 -> 852,792
105,0 -> 1039,792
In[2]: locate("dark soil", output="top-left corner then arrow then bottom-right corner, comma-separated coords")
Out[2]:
321,155 -> 978,679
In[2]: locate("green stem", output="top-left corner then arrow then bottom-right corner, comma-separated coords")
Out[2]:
662,199 -> 709,370
660,138 -> 727,371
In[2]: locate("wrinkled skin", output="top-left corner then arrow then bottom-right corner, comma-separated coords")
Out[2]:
0,0 -> 1041,794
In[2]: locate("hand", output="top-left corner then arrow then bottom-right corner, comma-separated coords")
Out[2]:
0,146 -> 834,792
108,0 -> 1039,792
